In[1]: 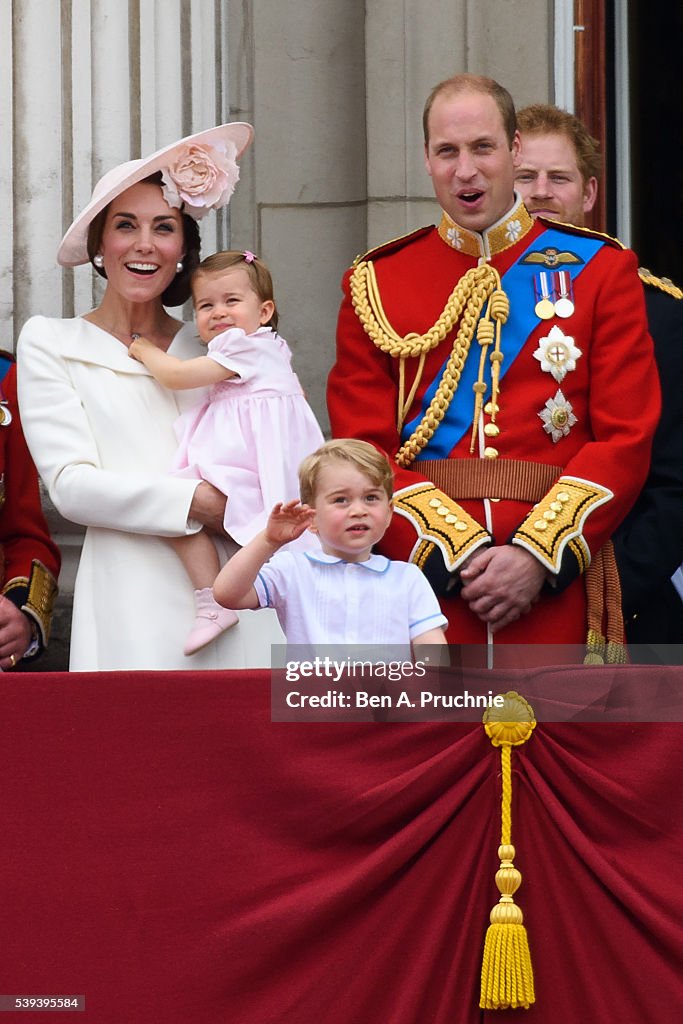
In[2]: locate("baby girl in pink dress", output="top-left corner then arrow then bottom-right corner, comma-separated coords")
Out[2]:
129,250 -> 324,654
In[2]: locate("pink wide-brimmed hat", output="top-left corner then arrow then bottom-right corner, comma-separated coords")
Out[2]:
57,121 -> 254,267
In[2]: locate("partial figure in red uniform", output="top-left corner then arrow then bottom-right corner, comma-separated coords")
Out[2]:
328,74 -> 660,657
0,352 -> 60,669
515,102 -> 683,650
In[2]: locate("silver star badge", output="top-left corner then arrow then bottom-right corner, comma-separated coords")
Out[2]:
539,389 -> 577,442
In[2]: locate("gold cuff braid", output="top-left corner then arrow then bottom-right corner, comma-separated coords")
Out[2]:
24,559 -> 58,644
393,483 -> 490,572
512,477 -> 613,574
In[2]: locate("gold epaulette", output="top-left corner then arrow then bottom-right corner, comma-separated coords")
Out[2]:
536,215 -> 626,250
638,267 -> 683,300
351,225 -> 435,268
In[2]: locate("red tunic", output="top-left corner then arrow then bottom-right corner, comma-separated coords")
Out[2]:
328,202 -> 660,646
0,357 -> 60,656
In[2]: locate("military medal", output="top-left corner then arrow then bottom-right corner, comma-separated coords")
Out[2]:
0,403 -> 12,426
533,326 -> 582,383
534,271 -> 555,319
538,389 -> 577,442
553,270 -> 575,318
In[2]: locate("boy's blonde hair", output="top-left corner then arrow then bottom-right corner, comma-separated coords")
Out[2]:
299,439 -> 394,505
191,250 -> 279,330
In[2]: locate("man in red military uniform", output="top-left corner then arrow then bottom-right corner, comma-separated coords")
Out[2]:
515,102 -> 683,649
0,352 -> 60,669
328,74 -> 660,653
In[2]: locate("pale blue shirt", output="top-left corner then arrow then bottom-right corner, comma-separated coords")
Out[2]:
254,549 -> 448,644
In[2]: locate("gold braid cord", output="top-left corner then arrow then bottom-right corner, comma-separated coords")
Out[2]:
584,541 -> 628,664
350,260 -> 508,466
638,267 -> 683,300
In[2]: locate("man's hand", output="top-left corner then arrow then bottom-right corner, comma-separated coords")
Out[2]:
0,596 -> 32,669
265,501 -> 315,546
189,481 -> 228,535
460,545 -> 548,632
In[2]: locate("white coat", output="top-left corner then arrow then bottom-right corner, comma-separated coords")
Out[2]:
17,316 -> 285,671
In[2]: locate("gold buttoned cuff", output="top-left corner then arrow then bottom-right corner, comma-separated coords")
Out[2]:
4,559 -> 59,647
512,477 -> 613,574
394,482 -> 490,572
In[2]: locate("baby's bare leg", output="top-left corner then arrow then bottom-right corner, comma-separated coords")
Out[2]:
169,530 -> 221,589
170,531 -> 239,655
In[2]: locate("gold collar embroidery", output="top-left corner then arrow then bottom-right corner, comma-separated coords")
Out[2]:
437,194 -> 535,259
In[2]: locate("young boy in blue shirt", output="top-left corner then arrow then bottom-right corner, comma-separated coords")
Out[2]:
213,439 -> 448,647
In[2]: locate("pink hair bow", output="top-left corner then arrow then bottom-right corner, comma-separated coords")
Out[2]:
243,250 -> 256,263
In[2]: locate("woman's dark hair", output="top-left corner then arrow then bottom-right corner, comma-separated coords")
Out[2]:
86,172 -> 201,306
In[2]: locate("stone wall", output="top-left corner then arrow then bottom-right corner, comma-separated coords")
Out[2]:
229,0 -> 554,434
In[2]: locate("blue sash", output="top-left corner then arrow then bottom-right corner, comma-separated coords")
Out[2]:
402,229 -> 604,461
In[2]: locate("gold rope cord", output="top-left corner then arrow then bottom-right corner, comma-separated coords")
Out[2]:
350,259 -> 507,467
398,280 -> 497,467
469,287 -> 509,451
584,541 -> 628,664
602,541 -> 628,663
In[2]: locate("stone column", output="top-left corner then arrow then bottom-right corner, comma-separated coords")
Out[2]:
3,0 -> 238,669
229,0 -> 368,435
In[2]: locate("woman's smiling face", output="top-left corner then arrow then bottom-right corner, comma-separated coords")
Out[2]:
97,181 -> 185,302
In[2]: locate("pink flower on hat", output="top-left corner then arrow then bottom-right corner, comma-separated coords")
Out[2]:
160,141 -> 239,219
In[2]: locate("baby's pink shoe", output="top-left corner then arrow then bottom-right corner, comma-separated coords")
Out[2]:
184,588 -> 238,656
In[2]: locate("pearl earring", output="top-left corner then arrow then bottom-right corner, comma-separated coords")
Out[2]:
93,254 -> 104,268
176,260 -> 184,273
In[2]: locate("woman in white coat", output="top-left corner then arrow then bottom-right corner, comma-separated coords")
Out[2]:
17,124 -> 285,671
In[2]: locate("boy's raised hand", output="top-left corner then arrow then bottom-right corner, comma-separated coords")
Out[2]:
265,501 -> 315,546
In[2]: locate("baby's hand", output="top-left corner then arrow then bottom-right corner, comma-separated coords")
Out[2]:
265,500 -> 315,545
128,334 -> 153,361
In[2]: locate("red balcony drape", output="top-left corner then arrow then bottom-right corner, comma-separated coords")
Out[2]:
1,668 -> 681,1022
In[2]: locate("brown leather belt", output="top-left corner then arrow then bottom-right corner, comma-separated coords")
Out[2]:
408,458 -> 564,503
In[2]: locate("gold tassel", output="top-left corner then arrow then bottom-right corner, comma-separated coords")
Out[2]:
487,287 -> 509,424
602,540 -> 628,663
470,318 -> 494,452
480,692 -> 536,1011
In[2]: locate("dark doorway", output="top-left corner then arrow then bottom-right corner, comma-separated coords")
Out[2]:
628,1 -> 683,285
575,0 -> 683,287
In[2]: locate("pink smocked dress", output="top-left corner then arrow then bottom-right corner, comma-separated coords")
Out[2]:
171,326 -> 324,547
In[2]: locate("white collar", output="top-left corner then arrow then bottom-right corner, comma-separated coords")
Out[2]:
304,550 -> 390,574
59,318 -> 199,373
